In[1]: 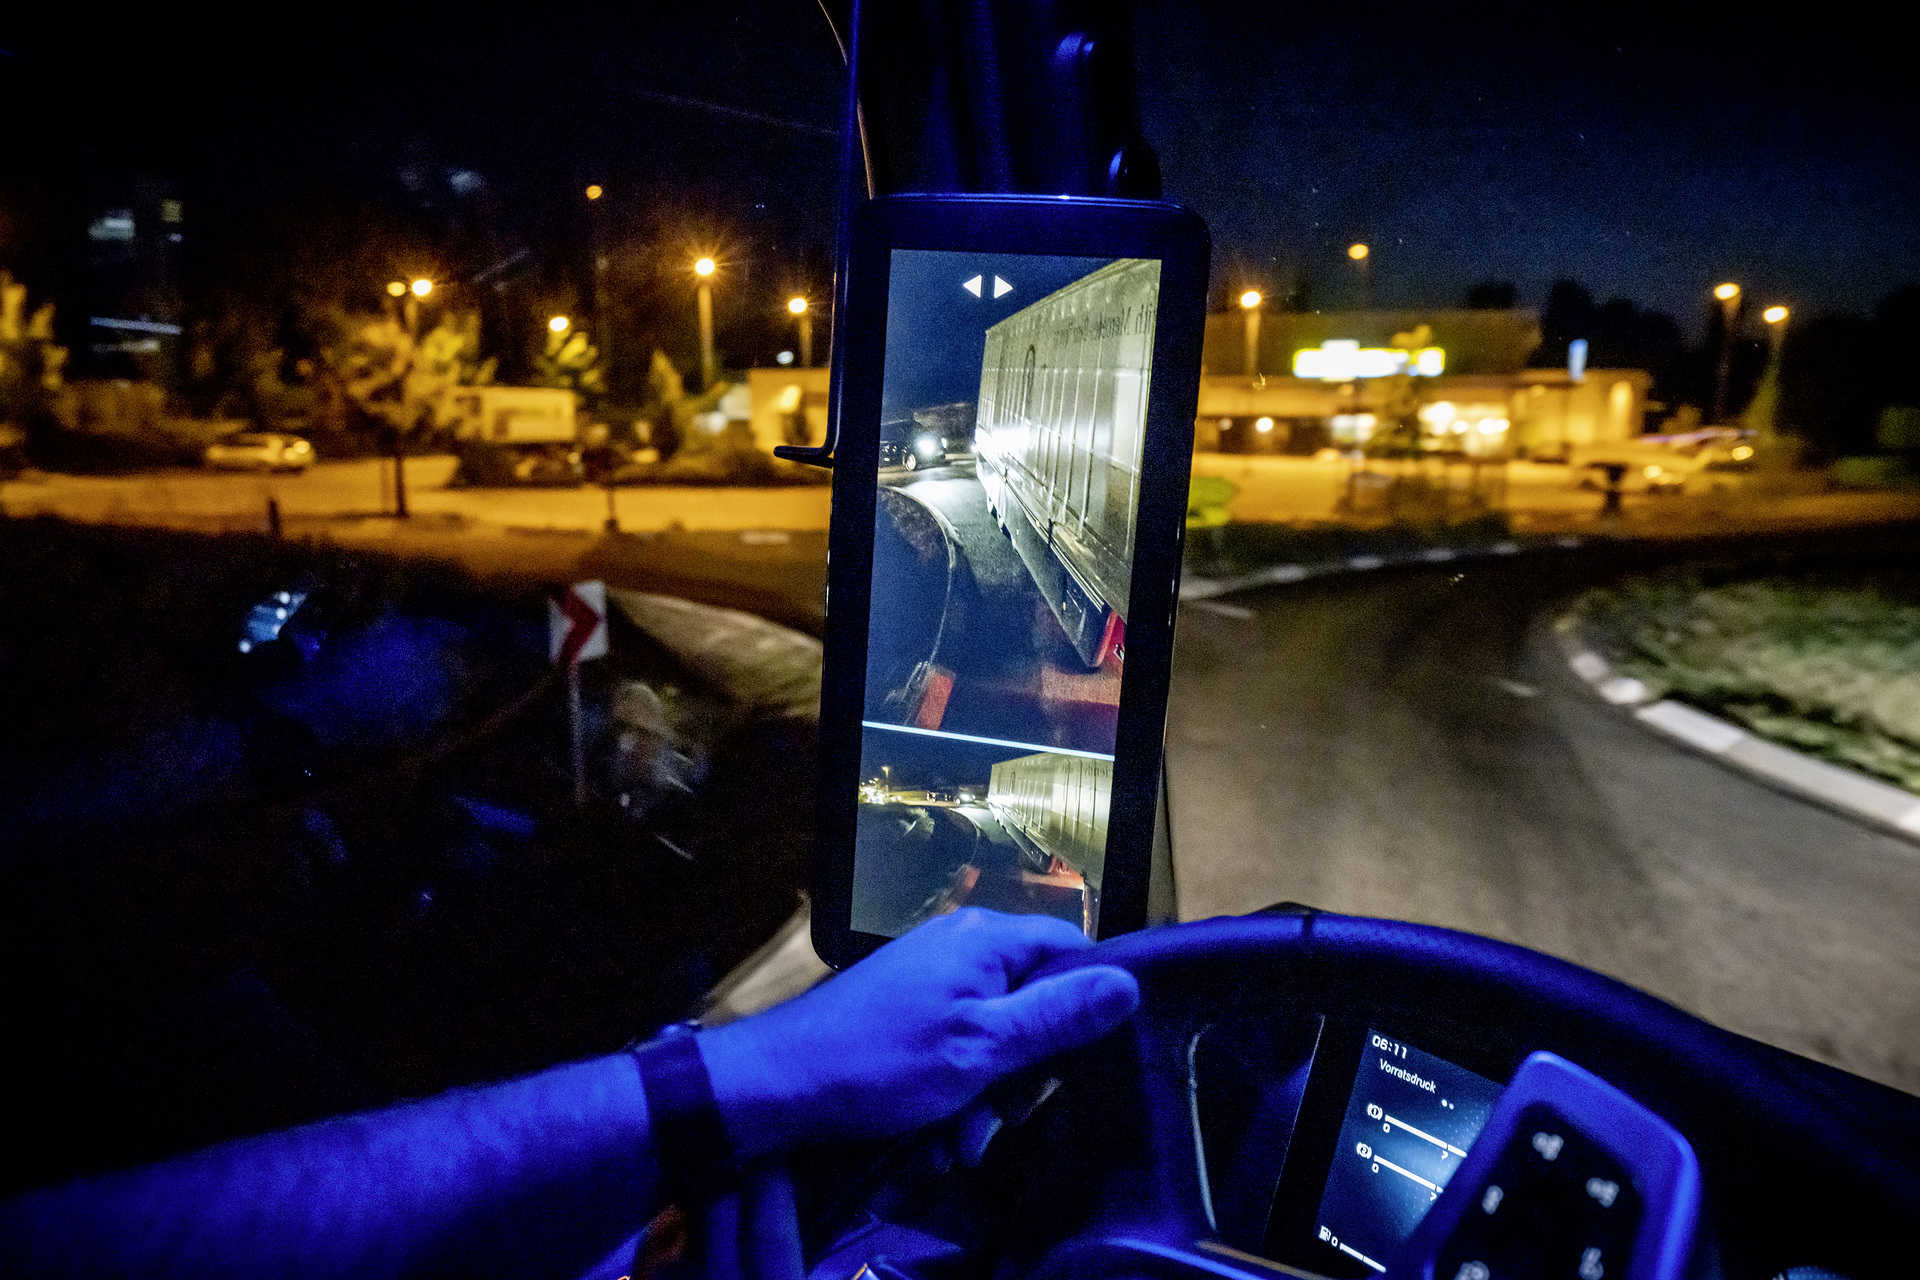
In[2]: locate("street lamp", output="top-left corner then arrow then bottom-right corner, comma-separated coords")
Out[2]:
391,280 -> 435,519
1239,289 -> 1262,379
550,315 -> 570,333
1348,243 -> 1371,308
1750,305 -> 1791,447
1712,282 -> 1741,423
1762,306 -> 1790,382
586,187 -> 611,398
693,257 -> 718,389
788,296 -> 813,368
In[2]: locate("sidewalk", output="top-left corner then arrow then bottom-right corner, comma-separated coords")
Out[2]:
0,455 -> 834,536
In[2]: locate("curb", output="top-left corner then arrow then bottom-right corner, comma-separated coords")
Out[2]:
1180,534 -> 1583,602
1555,624 -> 1920,845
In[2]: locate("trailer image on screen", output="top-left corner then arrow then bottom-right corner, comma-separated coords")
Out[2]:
975,258 -> 1160,670
987,751 -> 1112,899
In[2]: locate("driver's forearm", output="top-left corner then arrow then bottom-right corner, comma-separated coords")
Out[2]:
0,1054 -> 661,1280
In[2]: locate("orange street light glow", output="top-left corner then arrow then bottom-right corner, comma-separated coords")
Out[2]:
1715,282 -> 1741,301
1763,305 -> 1789,324
411,278 -> 432,297
788,297 -> 808,314
585,184 -> 603,200
386,281 -> 407,297
694,257 -> 716,277
1240,290 -> 1261,309
549,316 -> 570,333
1348,243 -> 1369,261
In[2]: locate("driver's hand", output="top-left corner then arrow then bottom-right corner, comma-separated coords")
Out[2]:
697,908 -> 1139,1162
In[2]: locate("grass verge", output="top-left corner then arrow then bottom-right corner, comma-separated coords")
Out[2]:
1573,569 -> 1920,792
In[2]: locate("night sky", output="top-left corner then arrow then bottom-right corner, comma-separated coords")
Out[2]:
4,1 -> 1915,338
1139,2 -> 1920,325
880,250 -> 1115,420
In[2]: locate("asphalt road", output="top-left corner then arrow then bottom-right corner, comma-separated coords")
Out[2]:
1165,554 -> 1920,1095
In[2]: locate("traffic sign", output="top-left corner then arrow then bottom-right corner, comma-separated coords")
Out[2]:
550,580 -> 608,666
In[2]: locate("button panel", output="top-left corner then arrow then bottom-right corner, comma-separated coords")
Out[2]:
1434,1104 -> 1643,1280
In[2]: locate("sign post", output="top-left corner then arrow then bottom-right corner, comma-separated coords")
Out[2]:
549,580 -> 609,806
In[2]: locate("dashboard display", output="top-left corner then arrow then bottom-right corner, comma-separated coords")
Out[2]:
1311,1029 -> 1503,1273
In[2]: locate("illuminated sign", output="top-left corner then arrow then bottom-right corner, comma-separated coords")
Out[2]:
1292,339 -> 1445,380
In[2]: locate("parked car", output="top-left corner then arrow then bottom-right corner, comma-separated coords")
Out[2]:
203,432 -> 314,473
879,418 -> 950,471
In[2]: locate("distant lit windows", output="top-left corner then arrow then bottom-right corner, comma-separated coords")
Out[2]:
89,211 -> 136,242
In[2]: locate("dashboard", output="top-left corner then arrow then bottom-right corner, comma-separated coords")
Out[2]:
965,913 -> 1920,1280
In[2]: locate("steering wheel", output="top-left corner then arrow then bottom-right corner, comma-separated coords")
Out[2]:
797,911 -> 1920,1280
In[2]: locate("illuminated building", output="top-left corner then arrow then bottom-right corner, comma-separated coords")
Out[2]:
1196,308 -> 1650,460
79,172 -> 185,384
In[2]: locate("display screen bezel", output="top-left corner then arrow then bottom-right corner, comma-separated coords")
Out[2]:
810,195 -> 1210,969
1260,1020 -> 1522,1278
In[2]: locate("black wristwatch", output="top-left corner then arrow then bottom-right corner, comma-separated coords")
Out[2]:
630,1020 -> 738,1204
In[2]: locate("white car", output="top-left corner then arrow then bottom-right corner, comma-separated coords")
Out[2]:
203,432 -> 314,473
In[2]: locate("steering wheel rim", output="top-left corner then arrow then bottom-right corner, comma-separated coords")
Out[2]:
996,910 -> 1920,1280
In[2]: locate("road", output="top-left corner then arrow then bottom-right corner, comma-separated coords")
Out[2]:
1165,553 -> 1920,1095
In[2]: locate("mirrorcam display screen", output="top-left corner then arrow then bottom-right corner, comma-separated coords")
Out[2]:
849,249 -> 1163,941
1311,1030 -> 1504,1274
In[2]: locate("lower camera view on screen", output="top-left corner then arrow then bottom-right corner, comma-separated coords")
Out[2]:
850,249 -> 1162,939
1311,1031 -> 1504,1274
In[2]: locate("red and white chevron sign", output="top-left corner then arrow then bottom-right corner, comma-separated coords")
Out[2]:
549,580 -> 608,666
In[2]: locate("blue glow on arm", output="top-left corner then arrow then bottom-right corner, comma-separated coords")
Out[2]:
1,1054 -> 663,1280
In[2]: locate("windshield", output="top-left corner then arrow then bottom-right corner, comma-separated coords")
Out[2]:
2,0 -> 1916,1201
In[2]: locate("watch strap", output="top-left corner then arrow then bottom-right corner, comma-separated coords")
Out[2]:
632,1022 -> 736,1204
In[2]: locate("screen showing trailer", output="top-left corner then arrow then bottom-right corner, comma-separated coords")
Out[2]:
850,250 -> 1161,940
1311,1031 -> 1504,1275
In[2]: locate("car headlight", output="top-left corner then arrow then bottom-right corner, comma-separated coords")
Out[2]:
915,434 -> 941,457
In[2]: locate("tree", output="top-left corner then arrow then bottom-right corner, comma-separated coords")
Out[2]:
639,348 -> 730,462
533,325 -> 604,403
1534,279 -> 1596,370
316,308 -> 494,514
0,272 -> 68,449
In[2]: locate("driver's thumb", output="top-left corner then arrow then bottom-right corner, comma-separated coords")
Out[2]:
988,965 -> 1140,1068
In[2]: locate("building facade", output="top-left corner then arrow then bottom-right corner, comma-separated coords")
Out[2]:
1197,308 -> 1649,460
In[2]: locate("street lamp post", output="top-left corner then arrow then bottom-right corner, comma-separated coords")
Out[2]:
585,186 -> 611,401
1755,305 -> 1790,447
1712,282 -> 1741,423
1239,290 -> 1261,380
694,257 -> 717,389
789,296 -> 813,368
388,276 -> 433,519
1348,243 -> 1371,309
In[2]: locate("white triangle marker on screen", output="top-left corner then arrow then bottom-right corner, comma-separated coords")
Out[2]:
963,275 -> 983,297
993,276 -> 1013,298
